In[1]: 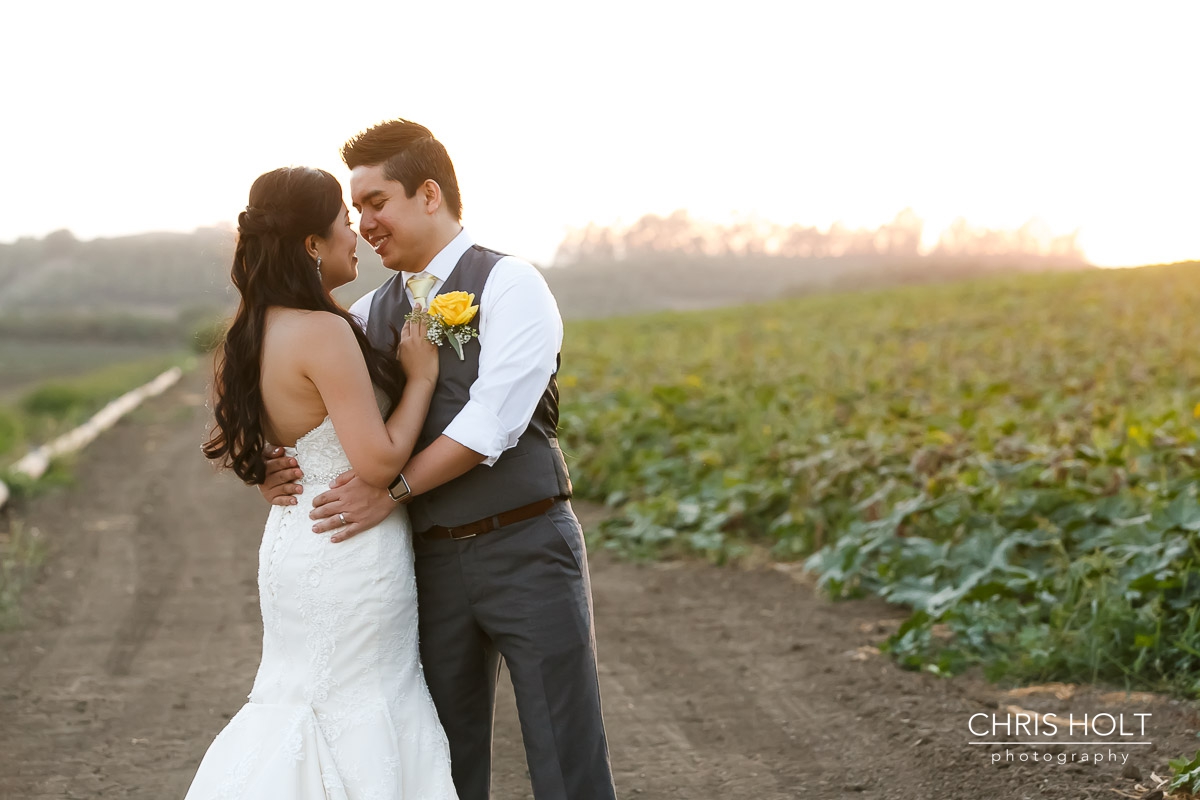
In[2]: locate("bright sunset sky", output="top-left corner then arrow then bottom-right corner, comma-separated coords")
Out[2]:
1,0 -> 1196,267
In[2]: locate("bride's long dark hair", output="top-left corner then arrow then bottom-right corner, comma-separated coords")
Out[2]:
203,167 -> 402,485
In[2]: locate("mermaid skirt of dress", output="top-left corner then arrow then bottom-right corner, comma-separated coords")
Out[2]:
184,418 -> 457,800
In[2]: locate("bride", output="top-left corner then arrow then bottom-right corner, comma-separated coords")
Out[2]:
188,166 -> 458,799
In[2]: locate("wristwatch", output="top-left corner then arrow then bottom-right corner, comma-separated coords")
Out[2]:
388,473 -> 413,504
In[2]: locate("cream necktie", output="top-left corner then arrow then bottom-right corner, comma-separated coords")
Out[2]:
406,273 -> 437,311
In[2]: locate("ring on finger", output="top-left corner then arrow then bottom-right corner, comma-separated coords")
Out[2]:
338,512 -> 347,526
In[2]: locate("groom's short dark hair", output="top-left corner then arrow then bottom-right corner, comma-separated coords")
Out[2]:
341,119 -> 462,221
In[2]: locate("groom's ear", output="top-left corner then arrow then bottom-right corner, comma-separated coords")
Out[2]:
420,179 -> 444,216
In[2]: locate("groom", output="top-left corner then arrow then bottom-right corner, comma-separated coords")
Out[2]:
260,119 -> 617,800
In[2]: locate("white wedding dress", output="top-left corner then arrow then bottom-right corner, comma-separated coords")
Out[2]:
185,417 -> 458,800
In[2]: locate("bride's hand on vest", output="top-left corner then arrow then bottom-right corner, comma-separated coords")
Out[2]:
258,445 -> 304,506
310,469 -> 394,543
398,315 -> 438,387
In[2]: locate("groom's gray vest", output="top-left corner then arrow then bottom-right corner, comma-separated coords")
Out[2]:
365,245 -> 572,532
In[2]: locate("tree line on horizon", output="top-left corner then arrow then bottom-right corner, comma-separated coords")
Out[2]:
552,209 -> 1086,266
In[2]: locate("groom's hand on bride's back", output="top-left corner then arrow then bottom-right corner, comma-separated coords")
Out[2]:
310,471 -> 394,544
259,445 -> 304,506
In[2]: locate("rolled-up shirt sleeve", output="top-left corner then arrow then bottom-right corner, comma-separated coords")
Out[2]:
442,257 -> 564,465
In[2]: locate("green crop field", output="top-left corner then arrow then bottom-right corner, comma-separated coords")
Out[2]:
0,340 -> 182,402
0,349 -> 189,469
558,261 -> 1200,696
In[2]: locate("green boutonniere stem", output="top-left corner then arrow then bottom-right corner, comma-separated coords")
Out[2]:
447,334 -> 465,360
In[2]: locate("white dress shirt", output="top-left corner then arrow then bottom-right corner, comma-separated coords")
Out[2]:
349,229 -> 564,466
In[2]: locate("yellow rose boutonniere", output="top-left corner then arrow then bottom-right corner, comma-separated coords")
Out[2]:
428,292 -> 479,327
406,290 -> 480,360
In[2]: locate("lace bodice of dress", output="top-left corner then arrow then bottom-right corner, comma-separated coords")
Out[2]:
283,387 -> 391,487
285,417 -> 351,488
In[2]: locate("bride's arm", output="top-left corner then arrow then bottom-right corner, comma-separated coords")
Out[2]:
297,312 -> 437,489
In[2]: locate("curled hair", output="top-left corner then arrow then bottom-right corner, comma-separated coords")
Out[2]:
237,205 -> 301,238
341,118 -> 462,221
203,167 -> 402,484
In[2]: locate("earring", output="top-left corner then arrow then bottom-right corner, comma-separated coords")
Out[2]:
315,255 -> 322,279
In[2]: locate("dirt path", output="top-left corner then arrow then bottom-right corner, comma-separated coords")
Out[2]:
2,372 -> 1198,800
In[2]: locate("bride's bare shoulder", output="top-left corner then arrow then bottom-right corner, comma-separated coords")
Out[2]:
264,311 -> 360,375
267,308 -> 355,339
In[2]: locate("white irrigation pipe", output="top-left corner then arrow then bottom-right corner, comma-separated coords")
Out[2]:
0,366 -> 184,511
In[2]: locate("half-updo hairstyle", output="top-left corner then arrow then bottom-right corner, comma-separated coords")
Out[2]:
203,167 -> 402,484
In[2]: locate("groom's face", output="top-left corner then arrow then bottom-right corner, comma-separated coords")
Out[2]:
350,164 -> 431,274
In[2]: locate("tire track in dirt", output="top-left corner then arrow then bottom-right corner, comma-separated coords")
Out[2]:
102,473 -> 184,679
3,371 -> 1200,800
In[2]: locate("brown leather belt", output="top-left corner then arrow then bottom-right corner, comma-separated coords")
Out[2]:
419,497 -> 557,540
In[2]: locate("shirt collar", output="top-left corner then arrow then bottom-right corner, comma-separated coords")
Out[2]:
403,228 -> 473,284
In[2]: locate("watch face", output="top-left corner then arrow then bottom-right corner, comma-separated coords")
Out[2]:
388,475 -> 412,503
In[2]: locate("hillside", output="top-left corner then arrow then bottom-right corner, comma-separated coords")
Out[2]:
0,229 -> 236,318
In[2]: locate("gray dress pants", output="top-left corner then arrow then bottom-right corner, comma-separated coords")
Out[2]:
413,499 -> 617,800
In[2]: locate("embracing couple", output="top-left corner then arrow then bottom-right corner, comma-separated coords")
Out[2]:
186,119 -> 616,800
